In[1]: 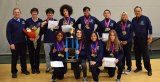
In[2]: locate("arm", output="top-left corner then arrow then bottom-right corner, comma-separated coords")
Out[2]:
95,41 -> 103,63
6,21 -> 13,45
74,17 -> 81,29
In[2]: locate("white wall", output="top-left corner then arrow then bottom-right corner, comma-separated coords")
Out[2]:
0,0 -> 160,54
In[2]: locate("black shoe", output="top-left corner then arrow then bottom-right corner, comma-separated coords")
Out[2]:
32,69 -> 36,74
134,69 -> 142,73
22,70 -> 30,75
12,74 -> 17,78
36,69 -> 40,74
45,68 -> 50,73
148,71 -> 152,76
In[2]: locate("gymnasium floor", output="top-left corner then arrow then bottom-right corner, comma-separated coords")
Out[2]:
0,59 -> 160,82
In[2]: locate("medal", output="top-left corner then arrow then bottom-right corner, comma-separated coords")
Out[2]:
91,41 -> 98,57
122,31 -> 127,35
122,21 -> 127,35
63,17 -> 70,25
84,16 -> 90,29
56,41 -> 64,55
110,43 -> 115,57
104,19 -> 111,32
91,54 -> 97,57
58,54 -> 64,57
110,53 -> 114,57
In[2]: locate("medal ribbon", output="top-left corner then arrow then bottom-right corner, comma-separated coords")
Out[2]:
91,41 -> 98,54
104,19 -> 111,29
64,17 -> 70,25
56,41 -> 64,53
122,21 -> 127,31
84,16 -> 90,26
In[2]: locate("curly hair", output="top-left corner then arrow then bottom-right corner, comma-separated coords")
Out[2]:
60,4 -> 73,16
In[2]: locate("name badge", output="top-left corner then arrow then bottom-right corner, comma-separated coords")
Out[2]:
110,23 -> 113,27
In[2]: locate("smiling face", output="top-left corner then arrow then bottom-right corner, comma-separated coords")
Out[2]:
110,32 -> 116,42
13,8 -> 21,19
31,11 -> 38,18
63,9 -> 69,17
57,33 -> 63,42
103,10 -> 111,19
121,12 -> 128,21
76,30 -> 82,39
47,12 -> 54,19
84,9 -> 90,17
91,33 -> 97,42
134,7 -> 142,17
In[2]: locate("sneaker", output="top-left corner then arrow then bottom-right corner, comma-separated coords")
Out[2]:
125,70 -> 131,75
116,79 -> 120,82
46,68 -> 50,73
51,79 -> 56,82
83,77 -> 88,82
12,73 -> 17,78
36,69 -> 40,74
147,70 -> 152,76
122,70 -> 125,74
22,70 -> 30,75
32,69 -> 36,74
134,69 -> 142,73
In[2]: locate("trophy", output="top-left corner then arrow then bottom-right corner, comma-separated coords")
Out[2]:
65,27 -> 79,62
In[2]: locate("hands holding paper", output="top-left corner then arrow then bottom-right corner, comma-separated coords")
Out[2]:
48,20 -> 59,31
90,61 -> 96,65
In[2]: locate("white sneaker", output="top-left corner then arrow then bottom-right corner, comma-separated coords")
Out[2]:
83,77 -> 88,82
122,70 -> 125,74
125,70 -> 130,75
116,79 -> 120,82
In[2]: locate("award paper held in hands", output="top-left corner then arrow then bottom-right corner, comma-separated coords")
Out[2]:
61,25 -> 72,33
50,61 -> 64,67
103,57 -> 116,67
102,33 -> 109,42
48,20 -> 59,30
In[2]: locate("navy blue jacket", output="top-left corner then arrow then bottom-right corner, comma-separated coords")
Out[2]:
6,18 -> 26,45
117,20 -> 133,43
25,18 -> 42,42
98,19 -> 117,37
49,41 -> 65,61
41,19 -> 58,43
58,17 -> 75,37
132,15 -> 152,39
104,45 -> 123,60
87,41 -> 103,65
74,16 -> 101,39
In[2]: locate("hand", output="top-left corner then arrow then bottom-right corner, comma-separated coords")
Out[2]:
54,26 -> 59,29
53,47 -> 57,53
115,59 -> 119,64
60,48 -> 64,52
75,50 -> 80,55
64,48 -> 68,52
10,44 -> 15,50
90,61 -> 96,65
148,35 -> 152,45
41,21 -> 47,27
29,38 -> 35,41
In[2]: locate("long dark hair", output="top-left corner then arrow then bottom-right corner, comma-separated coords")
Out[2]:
90,31 -> 99,43
75,29 -> 86,43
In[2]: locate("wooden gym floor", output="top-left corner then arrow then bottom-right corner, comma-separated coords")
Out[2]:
0,59 -> 160,82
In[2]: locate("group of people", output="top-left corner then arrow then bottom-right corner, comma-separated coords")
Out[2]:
6,4 -> 153,82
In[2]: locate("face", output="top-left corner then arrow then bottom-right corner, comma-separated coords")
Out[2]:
84,9 -> 90,17
91,33 -> 97,42
76,30 -> 82,39
103,11 -> 111,19
63,9 -> 69,17
47,12 -> 54,19
31,11 -> 38,18
121,13 -> 128,21
57,33 -> 63,41
13,9 -> 21,19
110,32 -> 116,42
134,8 -> 142,17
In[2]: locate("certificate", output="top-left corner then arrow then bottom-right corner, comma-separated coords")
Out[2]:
61,25 -> 72,33
50,61 -> 64,67
102,57 -> 116,67
48,20 -> 59,30
102,33 -> 109,42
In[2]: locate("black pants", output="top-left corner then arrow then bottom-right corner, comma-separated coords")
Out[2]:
52,67 -> 64,80
105,61 -> 123,79
11,43 -> 27,74
27,39 -> 41,70
72,59 -> 87,79
90,63 -> 101,81
134,38 -> 152,71
122,42 -> 132,70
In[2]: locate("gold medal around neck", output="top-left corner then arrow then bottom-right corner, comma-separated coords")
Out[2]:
105,28 -> 110,32
110,53 -> 114,57
58,54 -> 64,57
85,25 -> 89,29
122,31 -> 127,35
91,54 -> 97,57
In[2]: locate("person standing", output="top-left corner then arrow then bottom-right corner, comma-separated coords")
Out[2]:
6,8 -> 30,78
132,6 -> 152,76
117,12 -> 133,74
25,8 -> 42,74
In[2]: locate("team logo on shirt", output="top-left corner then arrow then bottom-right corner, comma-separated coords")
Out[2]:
140,21 -> 145,25
127,24 -> 131,28
90,19 -> 93,23
22,21 -> 25,24
37,22 -> 41,27
110,23 -> 114,27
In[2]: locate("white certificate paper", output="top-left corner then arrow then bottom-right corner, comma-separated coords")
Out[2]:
103,57 -> 116,67
48,20 -> 59,30
61,25 -> 72,33
102,33 -> 109,42
50,61 -> 64,67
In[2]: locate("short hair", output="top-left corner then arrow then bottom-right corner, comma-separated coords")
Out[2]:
45,8 -> 54,14
60,4 -> 73,16
13,8 -> 21,13
30,8 -> 39,14
134,6 -> 142,11
83,6 -> 90,12
104,9 -> 111,14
